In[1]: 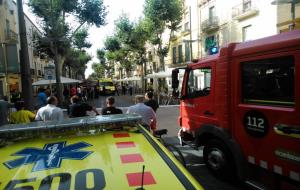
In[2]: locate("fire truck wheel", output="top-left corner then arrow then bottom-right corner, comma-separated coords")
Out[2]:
203,139 -> 235,179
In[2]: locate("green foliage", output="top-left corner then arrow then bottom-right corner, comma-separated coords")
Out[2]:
64,49 -> 91,74
144,0 -> 184,59
104,36 -> 121,52
28,0 -> 107,75
76,0 -> 107,27
73,28 -> 92,50
91,62 -> 105,79
96,49 -> 106,64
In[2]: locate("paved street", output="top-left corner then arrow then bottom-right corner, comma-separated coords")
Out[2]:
82,95 -> 244,190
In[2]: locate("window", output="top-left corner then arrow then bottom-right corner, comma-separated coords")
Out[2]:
186,68 -> 211,98
242,56 -> 295,107
6,20 -> 10,38
209,6 -> 215,21
178,45 -> 183,63
172,47 -> 177,64
184,22 -> 190,31
243,0 -> 251,12
185,43 -> 190,62
205,35 -> 218,55
242,25 -> 252,42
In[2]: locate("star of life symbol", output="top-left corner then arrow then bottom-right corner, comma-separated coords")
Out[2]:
4,141 -> 93,172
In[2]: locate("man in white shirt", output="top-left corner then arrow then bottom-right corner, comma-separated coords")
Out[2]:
35,96 -> 64,121
127,95 -> 157,133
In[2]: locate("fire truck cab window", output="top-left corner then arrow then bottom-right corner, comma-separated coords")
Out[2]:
186,68 -> 211,98
242,56 -> 295,107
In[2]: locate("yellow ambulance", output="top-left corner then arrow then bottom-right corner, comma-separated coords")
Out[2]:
99,78 -> 116,95
0,114 -> 204,190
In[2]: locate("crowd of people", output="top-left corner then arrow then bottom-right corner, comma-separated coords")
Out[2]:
0,89 -> 159,134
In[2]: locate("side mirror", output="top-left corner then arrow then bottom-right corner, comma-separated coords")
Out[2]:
172,69 -> 179,89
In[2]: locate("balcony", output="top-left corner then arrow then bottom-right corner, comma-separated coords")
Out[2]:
5,30 -> 18,44
232,0 -> 259,21
201,16 -> 219,33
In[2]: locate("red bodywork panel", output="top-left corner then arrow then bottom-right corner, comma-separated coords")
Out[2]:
179,30 -> 300,182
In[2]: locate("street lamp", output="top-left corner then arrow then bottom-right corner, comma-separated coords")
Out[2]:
271,0 -> 300,30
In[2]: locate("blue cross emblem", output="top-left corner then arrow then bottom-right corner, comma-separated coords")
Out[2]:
4,141 -> 93,172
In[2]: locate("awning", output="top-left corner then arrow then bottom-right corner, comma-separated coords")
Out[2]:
117,76 -> 141,82
145,71 -> 172,79
32,76 -> 81,86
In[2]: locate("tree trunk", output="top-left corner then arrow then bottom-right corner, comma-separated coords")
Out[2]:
54,45 -> 65,106
17,0 -> 34,110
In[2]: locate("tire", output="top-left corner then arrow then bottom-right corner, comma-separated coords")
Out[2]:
203,139 -> 235,180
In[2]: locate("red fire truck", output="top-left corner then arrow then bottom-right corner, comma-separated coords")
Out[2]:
172,30 -> 300,189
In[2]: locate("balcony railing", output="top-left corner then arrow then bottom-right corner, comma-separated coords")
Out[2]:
232,0 -> 258,21
201,16 -> 219,32
5,30 -> 18,43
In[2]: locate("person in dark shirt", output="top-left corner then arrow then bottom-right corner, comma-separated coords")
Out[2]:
101,96 -> 123,115
69,96 -> 99,117
144,91 -> 159,112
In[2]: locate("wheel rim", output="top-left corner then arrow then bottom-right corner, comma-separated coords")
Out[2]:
207,148 -> 225,170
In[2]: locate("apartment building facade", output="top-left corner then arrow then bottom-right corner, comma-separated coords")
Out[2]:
0,0 -> 50,98
274,0 -> 300,32
0,0 -> 19,98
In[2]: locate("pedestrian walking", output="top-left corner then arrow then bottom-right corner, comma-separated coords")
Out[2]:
115,84 -> 119,96
9,101 -> 35,124
102,96 -> 122,115
122,84 -> 126,95
126,95 -> 157,133
0,96 -> 14,126
70,85 -> 77,97
144,91 -> 159,112
129,84 -> 133,96
35,96 -> 64,122
63,87 -> 69,101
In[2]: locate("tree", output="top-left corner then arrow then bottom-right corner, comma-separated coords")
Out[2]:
73,28 -> 92,50
64,49 -> 91,79
28,0 -> 107,103
144,0 -> 184,71
89,61 -> 105,80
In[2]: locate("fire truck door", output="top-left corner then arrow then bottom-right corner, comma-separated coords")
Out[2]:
181,65 -> 216,130
233,54 -> 300,182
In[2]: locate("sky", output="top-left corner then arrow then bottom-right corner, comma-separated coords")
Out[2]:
23,0 -> 144,78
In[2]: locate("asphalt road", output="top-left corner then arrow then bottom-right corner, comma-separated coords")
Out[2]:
155,106 -> 244,190
56,94 -> 244,190
84,95 -> 245,190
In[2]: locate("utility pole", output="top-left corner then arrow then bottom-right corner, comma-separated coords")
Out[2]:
17,0 -> 33,110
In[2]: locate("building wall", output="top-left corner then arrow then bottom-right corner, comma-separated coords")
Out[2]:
276,2 -> 300,32
199,0 -> 277,57
0,0 -> 19,97
0,0 -> 50,98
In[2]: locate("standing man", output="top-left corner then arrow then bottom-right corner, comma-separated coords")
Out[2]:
70,85 -> 77,97
102,96 -> 122,115
127,95 -> 157,133
37,88 -> 47,108
144,91 -> 159,112
35,96 -> 64,121
0,96 -> 14,126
